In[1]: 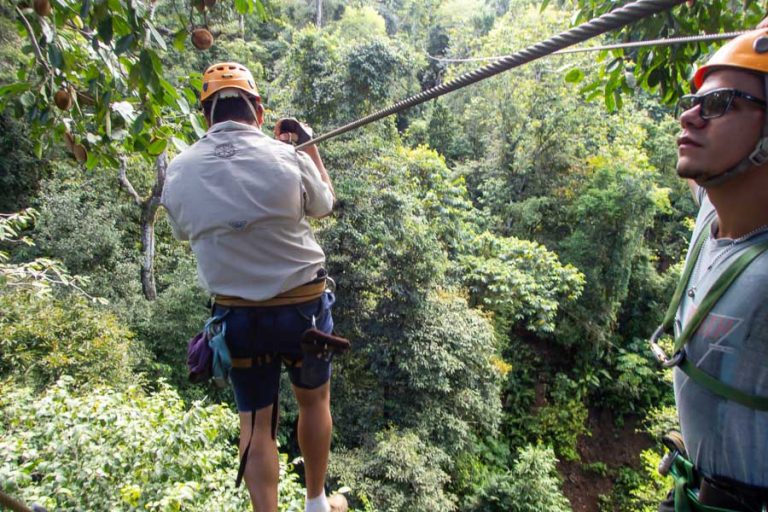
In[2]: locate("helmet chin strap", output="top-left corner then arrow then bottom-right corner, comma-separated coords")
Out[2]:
209,89 -> 260,125
699,76 -> 768,187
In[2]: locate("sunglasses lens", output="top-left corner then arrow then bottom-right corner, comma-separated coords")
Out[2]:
678,96 -> 696,117
701,90 -> 733,119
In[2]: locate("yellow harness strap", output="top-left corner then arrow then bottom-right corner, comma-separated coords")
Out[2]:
213,280 -> 326,308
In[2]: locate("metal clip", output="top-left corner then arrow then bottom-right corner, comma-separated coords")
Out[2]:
657,450 -> 678,477
649,325 -> 685,368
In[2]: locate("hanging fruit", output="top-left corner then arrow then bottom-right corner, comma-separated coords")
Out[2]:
33,0 -> 51,16
54,88 -> 73,111
191,28 -> 213,50
72,143 -> 88,163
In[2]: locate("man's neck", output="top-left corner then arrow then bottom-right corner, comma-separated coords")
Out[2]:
705,165 -> 768,239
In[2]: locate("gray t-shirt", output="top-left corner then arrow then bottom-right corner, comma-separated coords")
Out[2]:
162,121 -> 334,301
674,190 -> 768,487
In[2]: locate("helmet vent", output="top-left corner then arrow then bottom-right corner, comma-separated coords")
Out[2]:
754,36 -> 768,54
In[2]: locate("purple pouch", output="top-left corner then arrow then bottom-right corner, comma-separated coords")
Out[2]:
187,330 -> 212,384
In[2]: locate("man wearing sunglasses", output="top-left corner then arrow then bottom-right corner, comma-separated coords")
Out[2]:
656,29 -> 768,512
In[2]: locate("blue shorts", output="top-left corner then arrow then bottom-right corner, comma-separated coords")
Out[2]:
212,291 -> 335,412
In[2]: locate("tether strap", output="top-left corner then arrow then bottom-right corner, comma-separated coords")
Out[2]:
235,395 -> 279,488
658,218 -> 768,411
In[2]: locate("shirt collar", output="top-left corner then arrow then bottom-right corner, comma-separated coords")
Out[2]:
206,120 -> 263,136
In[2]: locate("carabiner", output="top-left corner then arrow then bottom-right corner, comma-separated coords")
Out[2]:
649,324 -> 685,368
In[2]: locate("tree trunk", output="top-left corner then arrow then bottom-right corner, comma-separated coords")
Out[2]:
118,151 -> 167,301
315,0 -> 322,27
140,207 -> 157,300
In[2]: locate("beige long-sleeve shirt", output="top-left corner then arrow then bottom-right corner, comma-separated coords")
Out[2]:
161,121 -> 334,301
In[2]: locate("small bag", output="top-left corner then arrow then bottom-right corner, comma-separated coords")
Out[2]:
186,330 -> 212,384
185,310 -> 231,387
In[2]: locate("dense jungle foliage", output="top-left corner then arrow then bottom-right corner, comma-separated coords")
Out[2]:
1,0 -> 764,510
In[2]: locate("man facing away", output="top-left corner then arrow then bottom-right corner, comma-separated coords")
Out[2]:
656,29 -> 768,511
161,62 -> 347,512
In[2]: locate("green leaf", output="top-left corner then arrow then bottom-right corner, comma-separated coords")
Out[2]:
176,96 -> 190,115
253,0 -> 267,20
48,44 -> 64,70
131,111 -> 148,136
114,34 -> 135,55
97,16 -> 114,45
40,19 -> 54,43
646,68 -> 663,88
564,68 -> 584,84
80,0 -> 91,20
85,150 -> 98,170
189,113 -> 206,138
604,84 -> 615,112
112,14 -> 131,36
171,137 -> 189,151
112,101 -> 136,122
0,83 -> 31,97
20,91 -> 36,108
172,30 -> 187,52
159,79 -> 180,101
146,21 -> 167,51
234,0 -> 252,14
147,138 -> 168,155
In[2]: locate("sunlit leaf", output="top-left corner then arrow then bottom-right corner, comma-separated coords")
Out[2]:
564,68 -> 584,84
147,138 -> 167,155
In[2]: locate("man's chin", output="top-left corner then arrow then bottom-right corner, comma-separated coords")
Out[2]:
676,164 -> 708,181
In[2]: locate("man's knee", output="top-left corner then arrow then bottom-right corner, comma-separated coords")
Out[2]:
238,406 -> 277,449
293,381 -> 331,408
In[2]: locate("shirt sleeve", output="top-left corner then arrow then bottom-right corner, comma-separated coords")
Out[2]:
160,183 -> 190,241
295,150 -> 334,218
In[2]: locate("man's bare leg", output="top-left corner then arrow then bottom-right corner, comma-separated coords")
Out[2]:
293,381 -> 332,499
239,406 -> 279,511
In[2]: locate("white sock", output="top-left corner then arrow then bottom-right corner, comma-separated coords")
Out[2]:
305,491 -> 330,512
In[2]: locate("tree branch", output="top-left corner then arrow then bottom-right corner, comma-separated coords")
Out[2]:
117,157 -> 142,206
15,6 -> 52,75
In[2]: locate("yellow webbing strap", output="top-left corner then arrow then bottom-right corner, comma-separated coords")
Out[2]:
214,280 -> 325,307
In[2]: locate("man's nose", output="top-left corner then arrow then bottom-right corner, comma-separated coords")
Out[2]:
679,103 -> 706,129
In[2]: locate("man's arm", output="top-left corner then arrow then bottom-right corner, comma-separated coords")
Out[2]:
298,144 -> 335,199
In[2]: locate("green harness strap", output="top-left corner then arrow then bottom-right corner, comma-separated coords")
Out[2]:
669,454 -> 738,512
655,217 -> 768,410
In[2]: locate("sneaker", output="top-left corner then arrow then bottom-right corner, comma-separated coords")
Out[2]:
327,494 -> 348,512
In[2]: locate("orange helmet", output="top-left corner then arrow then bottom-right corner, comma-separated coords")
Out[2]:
201,62 -> 260,103
693,29 -> 768,89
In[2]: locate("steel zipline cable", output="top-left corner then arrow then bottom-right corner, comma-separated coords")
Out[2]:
425,30 -> 749,63
295,0 -> 689,150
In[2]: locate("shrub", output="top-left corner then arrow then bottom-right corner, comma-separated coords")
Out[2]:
0,378 -> 305,511
476,445 -> 572,512
0,289 -> 139,390
330,429 -> 455,512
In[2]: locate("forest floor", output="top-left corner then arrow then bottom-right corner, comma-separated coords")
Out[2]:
558,409 -> 653,512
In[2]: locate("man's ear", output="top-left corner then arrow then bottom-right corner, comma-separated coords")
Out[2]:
255,101 -> 265,127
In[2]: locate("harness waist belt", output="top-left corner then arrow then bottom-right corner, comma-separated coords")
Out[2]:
213,279 -> 326,307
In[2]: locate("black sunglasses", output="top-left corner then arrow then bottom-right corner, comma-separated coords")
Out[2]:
677,88 -> 766,120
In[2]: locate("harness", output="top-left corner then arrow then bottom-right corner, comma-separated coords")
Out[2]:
208,273 -> 350,488
650,214 -> 768,511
